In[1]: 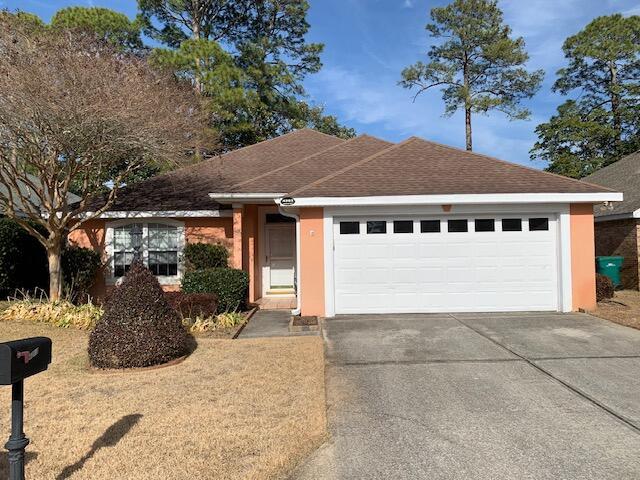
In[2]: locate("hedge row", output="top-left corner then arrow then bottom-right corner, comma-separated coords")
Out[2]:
183,243 -> 228,271
181,268 -> 248,313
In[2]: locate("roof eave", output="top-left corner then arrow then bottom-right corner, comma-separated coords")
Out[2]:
209,192 -> 285,205
594,207 -> 640,222
281,192 -> 624,208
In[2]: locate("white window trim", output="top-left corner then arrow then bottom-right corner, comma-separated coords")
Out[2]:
105,218 -> 186,286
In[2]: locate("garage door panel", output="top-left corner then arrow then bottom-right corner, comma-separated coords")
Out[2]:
333,214 -> 559,313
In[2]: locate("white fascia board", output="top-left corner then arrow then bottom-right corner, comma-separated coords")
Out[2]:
93,210 -> 232,219
285,192 -> 623,207
208,192 -> 286,204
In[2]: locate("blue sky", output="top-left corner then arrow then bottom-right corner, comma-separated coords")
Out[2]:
5,0 -> 640,168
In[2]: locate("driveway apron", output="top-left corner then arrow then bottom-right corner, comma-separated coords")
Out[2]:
291,313 -> 640,480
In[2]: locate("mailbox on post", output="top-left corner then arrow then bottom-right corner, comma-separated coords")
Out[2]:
0,337 -> 52,385
0,337 -> 52,480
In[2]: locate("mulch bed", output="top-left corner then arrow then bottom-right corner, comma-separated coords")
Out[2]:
292,316 -> 318,327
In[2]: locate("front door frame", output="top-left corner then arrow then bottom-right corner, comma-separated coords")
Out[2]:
259,206 -> 297,297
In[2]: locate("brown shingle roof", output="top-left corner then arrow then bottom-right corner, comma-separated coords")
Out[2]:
101,130 -> 611,213
291,137 -> 612,197
104,129 -> 344,211
584,151 -> 640,217
228,135 -> 393,194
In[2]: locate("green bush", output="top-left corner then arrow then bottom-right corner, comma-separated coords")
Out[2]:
89,261 -> 195,369
62,246 -> 102,302
181,268 -> 249,313
0,218 -> 48,298
183,243 -> 229,271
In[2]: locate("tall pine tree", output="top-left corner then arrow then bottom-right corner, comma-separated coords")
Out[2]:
138,0 -> 353,148
400,0 -> 543,151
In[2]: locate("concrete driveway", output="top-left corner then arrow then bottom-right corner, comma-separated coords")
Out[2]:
291,312 -> 640,480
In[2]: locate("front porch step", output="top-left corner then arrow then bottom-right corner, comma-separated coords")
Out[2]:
266,288 -> 296,296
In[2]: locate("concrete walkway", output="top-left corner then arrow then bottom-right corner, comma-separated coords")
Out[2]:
291,312 -> 640,480
239,309 -> 319,338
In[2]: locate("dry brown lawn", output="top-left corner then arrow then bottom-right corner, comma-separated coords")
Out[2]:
0,321 -> 326,479
594,290 -> 640,330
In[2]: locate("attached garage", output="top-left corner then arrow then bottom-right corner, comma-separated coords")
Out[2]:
332,213 -> 560,314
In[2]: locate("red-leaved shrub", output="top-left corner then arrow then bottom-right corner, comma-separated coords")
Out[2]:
165,292 -> 218,319
88,261 -> 194,369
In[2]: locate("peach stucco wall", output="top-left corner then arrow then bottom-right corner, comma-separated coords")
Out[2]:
570,203 -> 597,312
241,205 -> 260,303
68,219 -> 108,300
299,207 -> 325,317
183,217 -> 234,264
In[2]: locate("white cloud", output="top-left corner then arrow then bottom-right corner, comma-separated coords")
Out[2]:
403,0 -> 414,8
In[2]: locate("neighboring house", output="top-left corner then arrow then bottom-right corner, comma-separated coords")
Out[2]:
0,173 -> 81,217
584,151 -> 640,289
69,129 -> 621,316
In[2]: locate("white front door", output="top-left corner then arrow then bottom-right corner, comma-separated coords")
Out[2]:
332,214 -> 559,314
265,225 -> 296,291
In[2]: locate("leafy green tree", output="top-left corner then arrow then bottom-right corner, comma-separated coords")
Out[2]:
293,103 -> 356,139
51,6 -> 143,51
531,101 -> 620,178
399,0 -> 543,151
138,0 -> 353,146
531,14 -> 640,177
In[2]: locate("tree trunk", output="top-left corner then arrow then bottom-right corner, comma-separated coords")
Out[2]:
463,55 -> 472,151
609,63 -> 622,154
47,239 -> 63,302
465,106 -> 472,151
192,11 -> 203,95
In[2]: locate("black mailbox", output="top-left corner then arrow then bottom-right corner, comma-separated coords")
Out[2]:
0,337 -> 52,385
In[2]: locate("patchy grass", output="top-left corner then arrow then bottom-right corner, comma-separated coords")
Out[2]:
0,321 -> 326,479
594,290 -> 640,330
0,301 -> 9,313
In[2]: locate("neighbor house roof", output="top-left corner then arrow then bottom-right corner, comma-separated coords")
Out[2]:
583,151 -> 640,218
101,128 -> 344,212
98,128 -> 615,215
290,137 -> 613,197
1,173 -> 81,216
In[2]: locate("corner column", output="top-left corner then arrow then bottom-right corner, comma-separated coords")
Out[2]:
232,205 -> 243,270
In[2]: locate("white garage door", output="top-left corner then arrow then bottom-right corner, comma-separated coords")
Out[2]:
333,215 -> 559,314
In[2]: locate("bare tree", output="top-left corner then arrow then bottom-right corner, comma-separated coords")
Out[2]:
0,13 -> 212,300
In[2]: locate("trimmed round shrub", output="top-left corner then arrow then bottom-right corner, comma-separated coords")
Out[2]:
181,268 -> 249,313
183,243 -> 229,271
165,291 -> 218,319
89,261 -> 194,369
61,246 -> 102,302
0,218 -> 48,298
596,273 -> 614,302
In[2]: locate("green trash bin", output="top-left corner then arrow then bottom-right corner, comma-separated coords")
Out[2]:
596,256 -> 624,288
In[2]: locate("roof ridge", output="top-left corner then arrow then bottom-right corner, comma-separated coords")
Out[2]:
227,134 -> 375,191
289,137 -> 419,196
112,129 -> 344,191
411,136 -> 617,193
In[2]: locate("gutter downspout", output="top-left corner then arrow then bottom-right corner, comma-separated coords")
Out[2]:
278,205 -> 301,316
